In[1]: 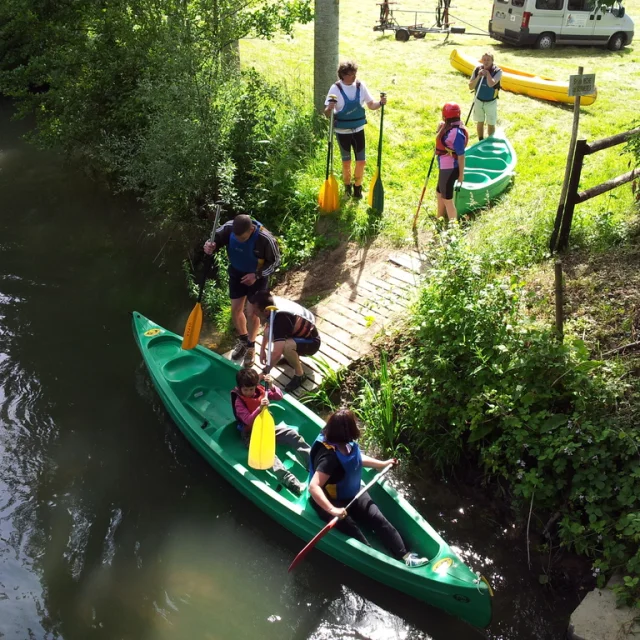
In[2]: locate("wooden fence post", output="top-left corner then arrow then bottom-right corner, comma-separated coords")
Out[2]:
550,67 -> 583,253
557,138 -> 589,251
554,260 -> 564,341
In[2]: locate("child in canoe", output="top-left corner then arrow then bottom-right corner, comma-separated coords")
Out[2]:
308,409 -> 429,568
231,368 -> 310,496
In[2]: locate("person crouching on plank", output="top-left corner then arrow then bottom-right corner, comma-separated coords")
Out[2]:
308,409 -> 429,568
435,102 -> 468,222
324,60 -> 387,200
253,291 -> 321,393
231,368 -> 310,495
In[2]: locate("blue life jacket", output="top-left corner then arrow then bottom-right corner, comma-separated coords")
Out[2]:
475,65 -> 501,102
228,221 -> 261,273
309,433 -> 362,501
335,82 -> 367,130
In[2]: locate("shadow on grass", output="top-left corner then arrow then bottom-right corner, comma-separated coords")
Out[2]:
495,43 -> 634,61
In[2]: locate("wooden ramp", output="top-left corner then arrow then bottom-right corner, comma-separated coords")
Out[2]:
224,250 -> 427,397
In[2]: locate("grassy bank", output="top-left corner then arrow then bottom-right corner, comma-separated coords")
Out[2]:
241,0 -> 639,250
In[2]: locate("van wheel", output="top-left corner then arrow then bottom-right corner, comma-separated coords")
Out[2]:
535,33 -> 555,50
607,32 -> 625,51
395,28 -> 410,42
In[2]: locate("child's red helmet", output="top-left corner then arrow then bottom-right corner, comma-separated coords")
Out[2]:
442,102 -> 461,119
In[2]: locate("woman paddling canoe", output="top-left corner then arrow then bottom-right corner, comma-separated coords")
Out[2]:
308,409 -> 429,568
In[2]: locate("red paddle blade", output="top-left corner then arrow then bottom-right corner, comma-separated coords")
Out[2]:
288,517 -> 338,572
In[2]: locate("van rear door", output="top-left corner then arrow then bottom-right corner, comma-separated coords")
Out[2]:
560,0 -> 597,42
491,0 -> 515,36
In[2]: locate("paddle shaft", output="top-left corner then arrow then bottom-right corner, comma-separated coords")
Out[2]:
197,204 -> 222,303
376,93 -> 385,170
412,154 -> 436,229
465,75 -> 483,127
325,98 -> 337,181
288,462 -> 395,572
265,306 -> 276,373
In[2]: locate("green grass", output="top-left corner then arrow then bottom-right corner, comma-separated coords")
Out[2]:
240,0 -> 639,251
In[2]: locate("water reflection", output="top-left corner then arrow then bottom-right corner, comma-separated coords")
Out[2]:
0,96 -> 580,640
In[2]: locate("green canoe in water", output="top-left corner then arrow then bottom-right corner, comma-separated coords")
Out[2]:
455,133 -> 517,217
132,311 -> 493,628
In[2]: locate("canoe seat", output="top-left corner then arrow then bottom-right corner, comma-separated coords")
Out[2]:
162,355 -> 211,382
465,156 -> 508,171
147,337 -> 182,365
186,387 -> 235,430
462,171 -> 489,185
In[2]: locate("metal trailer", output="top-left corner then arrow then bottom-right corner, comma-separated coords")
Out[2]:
373,0 -> 484,41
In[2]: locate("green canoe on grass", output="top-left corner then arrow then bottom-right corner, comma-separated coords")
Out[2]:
132,311 -> 493,628
455,133 -> 517,217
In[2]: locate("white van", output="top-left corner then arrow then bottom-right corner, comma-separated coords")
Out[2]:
489,0 -> 634,50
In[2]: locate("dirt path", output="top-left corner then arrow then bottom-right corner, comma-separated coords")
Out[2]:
234,240 -> 428,396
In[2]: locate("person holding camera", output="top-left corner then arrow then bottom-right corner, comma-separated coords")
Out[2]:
468,52 -> 502,141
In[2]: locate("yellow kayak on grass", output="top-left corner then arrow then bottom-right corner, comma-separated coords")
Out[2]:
450,49 -> 597,106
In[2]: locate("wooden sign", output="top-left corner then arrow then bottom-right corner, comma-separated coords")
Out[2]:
568,73 -> 596,97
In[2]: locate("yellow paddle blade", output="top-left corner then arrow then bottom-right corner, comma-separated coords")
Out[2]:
368,169 -> 380,206
318,180 -> 328,208
248,407 -> 276,470
326,175 -> 340,212
318,176 -> 340,214
181,302 -> 203,350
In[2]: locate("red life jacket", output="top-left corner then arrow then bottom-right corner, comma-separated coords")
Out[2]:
435,119 -> 469,158
231,385 -> 266,425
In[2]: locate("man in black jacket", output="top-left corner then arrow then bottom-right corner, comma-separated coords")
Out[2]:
204,214 -> 280,367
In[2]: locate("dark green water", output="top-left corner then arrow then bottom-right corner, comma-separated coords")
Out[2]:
0,99 -> 581,639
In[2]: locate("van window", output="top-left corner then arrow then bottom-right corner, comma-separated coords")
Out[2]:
535,0 -> 563,9
512,0 -> 525,6
567,0 -> 595,9
496,0 -> 509,4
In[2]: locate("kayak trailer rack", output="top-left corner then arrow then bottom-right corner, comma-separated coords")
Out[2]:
374,0 -> 487,41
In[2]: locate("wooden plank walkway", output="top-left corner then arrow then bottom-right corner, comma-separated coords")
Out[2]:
223,251 -> 427,398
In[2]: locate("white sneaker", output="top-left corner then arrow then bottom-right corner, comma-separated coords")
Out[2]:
403,552 -> 429,568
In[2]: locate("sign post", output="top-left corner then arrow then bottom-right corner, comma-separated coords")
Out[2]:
550,68 -> 596,252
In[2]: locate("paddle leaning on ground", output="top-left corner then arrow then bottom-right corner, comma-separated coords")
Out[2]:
318,94 -> 340,214
248,304 -> 278,470
412,77 -> 483,231
288,462 -> 395,572
368,92 -> 386,213
181,203 -> 222,350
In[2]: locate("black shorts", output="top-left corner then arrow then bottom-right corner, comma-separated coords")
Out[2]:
288,335 -> 321,357
436,167 -> 459,200
336,130 -> 366,162
228,267 -> 269,302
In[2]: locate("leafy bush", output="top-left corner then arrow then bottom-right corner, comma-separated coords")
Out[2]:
357,228 -> 640,604
354,352 -> 406,455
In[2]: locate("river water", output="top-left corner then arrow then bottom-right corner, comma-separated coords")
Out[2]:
0,99 -> 581,639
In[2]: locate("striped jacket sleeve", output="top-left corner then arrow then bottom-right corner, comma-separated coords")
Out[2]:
213,220 -> 233,247
256,228 -> 281,277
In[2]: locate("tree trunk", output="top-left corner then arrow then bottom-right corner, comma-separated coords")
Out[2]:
313,0 -> 339,114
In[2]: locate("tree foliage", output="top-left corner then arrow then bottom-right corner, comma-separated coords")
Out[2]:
0,0 -> 314,233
